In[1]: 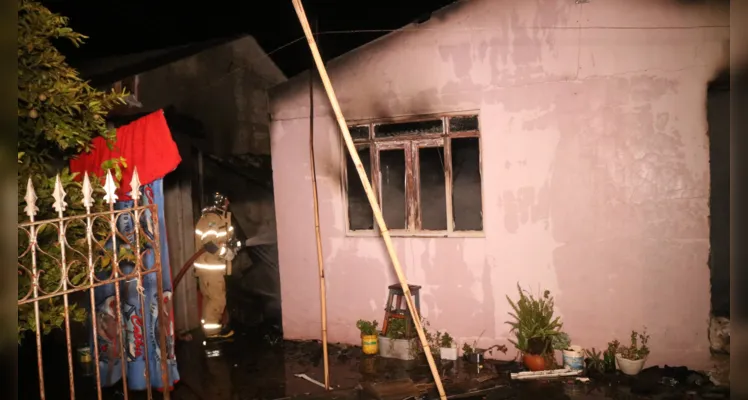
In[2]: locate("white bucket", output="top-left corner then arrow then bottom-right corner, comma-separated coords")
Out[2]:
562,345 -> 584,370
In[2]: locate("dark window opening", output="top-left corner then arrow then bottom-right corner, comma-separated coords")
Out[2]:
451,138 -> 483,231
374,119 -> 443,138
350,125 -> 370,141
419,146 -> 447,230
449,115 -> 479,132
379,149 -> 407,229
346,146 -> 374,231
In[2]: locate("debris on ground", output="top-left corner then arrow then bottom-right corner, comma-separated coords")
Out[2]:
360,378 -> 420,400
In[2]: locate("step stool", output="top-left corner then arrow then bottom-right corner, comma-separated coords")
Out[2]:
381,284 -> 421,339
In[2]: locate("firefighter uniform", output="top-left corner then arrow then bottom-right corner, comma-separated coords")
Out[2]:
194,205 -> 236,339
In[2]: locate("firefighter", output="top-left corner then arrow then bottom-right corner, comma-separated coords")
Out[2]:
194,192 -> 239,339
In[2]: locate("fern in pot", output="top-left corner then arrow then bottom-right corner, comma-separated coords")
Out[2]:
611,329 -> 650,375
505,284 -> 563,371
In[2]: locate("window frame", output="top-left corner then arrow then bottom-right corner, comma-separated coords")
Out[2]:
340,112 -> 485,238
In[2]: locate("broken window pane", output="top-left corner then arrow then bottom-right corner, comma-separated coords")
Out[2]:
419,146 -> 447,230
374,120 -> 443,138
451,138 -> 483,231
449,115 -> 479,132
379,149 -> 407,229
349,125 -> 370,141
347,146 -> 374,230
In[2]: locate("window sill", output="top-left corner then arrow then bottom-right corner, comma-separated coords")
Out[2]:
344,230 -> 485,238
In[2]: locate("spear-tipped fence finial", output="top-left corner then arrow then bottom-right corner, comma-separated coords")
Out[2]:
82,172 -> 94,209
103,170 -> 118,204
130,167 -> 141,202
24,177 -> 38,219
52,174 -> 68,215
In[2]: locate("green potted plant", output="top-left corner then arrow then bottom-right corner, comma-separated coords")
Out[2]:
505,284 -> 563,371
584,348 -> 605,378
409,319 -> 440,361
356,319 -> 379,355
379,317 -> 416,360
439,332 -> 458,360
613,329 -> 650,375
461,341 -> 507,364
603,339 -> 619,373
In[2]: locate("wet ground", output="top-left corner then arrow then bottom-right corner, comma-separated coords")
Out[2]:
167,329 -> 730,400
19,327 -> 731,400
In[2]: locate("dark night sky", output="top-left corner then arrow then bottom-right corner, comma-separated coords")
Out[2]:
42,0 -> 457,78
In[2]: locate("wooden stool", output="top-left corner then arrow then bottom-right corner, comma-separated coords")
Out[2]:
381,284 -> 421,339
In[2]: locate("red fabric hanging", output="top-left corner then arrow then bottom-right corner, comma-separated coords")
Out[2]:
69,110 -> 182,200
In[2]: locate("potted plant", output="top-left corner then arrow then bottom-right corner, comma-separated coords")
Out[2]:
356,319 -> 379,355
379,318 -> 416,360
583,348 -> 605,378
613,329 -> 650,375
603,340 -> 619,373
505,284 -> 563,371
461,341 -> 507,364
439,332 -> 458,361
555,333 -> 584,371
409,319 -> 440,361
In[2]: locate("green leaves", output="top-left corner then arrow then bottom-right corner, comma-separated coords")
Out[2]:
17,0 -> 128,341
505,283 -> 563,354
356,319 -> 379,336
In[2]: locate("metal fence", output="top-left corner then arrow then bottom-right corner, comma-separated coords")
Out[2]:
18,169 -> 171,400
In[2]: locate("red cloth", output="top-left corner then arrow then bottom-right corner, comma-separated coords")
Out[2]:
69,110 -> 182,200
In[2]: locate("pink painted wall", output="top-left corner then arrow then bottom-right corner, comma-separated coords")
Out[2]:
268,0 -> 728,369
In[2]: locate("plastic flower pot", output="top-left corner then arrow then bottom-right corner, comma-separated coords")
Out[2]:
562,345 -> 585,371
440,346 -> 458,361
615,354 -> 647,375
361,334 -> 378,355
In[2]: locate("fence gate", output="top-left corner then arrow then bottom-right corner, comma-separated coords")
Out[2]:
18,170 -> 171,400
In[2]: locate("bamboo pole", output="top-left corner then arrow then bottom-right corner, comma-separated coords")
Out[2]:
290,1 -> 447,398
309,33 -> 331,390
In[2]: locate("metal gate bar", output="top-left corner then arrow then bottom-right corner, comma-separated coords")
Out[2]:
18,170 -> 171,399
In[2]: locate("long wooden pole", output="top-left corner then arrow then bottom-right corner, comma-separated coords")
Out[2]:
309,20 -> 331,389
290,1 -> 447,398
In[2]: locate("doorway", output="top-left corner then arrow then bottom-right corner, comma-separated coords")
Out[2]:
707,70 -> 729,320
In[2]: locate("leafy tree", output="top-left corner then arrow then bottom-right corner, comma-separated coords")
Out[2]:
17,0 -> 128,341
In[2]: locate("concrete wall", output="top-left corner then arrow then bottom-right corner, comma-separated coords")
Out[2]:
136,36 -> 286,156
268,0 -> 729,369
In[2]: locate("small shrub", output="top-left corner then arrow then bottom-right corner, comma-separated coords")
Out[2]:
356,319 -> 379,336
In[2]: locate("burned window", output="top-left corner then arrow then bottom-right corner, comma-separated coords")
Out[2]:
374,119 -> 443,138
346,146 -> 374,231
418,146 -> 447,230
379,149 -> 407,229
349,125 -> 370,141
451,138 -> 482,231
344,115 -> 483,235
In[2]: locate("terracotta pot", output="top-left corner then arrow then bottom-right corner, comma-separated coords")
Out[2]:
523,354 -> 547,371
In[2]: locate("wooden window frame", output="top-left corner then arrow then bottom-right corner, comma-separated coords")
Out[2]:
341,112 -> 485,238
113,74 -> 140,101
